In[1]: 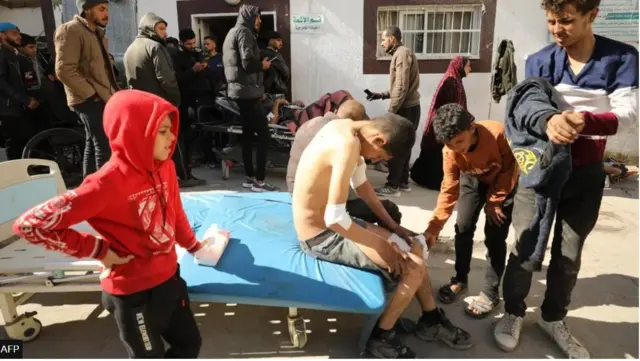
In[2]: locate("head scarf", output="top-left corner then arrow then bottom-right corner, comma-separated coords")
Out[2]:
423,56 -> 469,136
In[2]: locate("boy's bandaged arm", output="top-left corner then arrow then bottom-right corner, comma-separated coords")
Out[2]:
12,179 -> 111,260
324,142 -> 379,248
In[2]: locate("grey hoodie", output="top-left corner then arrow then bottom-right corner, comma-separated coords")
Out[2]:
123,12 -> 180,105
222,5 -> 264,100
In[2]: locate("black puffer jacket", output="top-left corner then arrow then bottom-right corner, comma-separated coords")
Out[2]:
222,4 -> 264,100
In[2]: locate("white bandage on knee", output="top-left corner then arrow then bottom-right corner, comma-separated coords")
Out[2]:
350,157 -> 367,189
324,203 -> 353,230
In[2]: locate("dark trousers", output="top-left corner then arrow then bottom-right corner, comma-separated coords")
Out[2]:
0,115 -> 33,160
453,174 -> 514,301
346,197 -> 402,230
236,98 -> 270,181
502,163 -> 605,321
102,269 -> 202,358
173,104 -> 193,180
387,105 -> 421,187
72,98 -> 110,178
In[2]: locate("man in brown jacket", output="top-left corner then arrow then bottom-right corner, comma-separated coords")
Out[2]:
367,26 -> 421,197
55,0 -> 118,178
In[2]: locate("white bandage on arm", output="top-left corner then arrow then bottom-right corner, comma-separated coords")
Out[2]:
324,203 -> 353,230
350,157 -> 368,189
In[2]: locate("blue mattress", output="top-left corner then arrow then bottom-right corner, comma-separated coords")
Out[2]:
178,191 -> 386,314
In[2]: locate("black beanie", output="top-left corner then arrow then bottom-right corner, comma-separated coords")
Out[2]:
76,0 -> 108,13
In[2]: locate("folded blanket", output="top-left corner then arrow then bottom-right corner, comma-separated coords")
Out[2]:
504,77 -> 572,271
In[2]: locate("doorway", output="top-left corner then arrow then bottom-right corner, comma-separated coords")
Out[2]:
191,12 -> 277,49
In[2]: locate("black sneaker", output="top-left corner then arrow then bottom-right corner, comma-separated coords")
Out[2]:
375,184 -> 401,197
179,177 -> 205,188
415,308 -> 473,350
251,180 -> 279,192
362,329 -> 415,359
188,176 -> 206,186
399,183 -> 412,192
242,176 -> 256,188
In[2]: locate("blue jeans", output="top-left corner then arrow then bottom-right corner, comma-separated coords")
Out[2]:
72,97 -> 110,178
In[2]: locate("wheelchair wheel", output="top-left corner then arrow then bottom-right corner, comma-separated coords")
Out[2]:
22,128 -> 85,188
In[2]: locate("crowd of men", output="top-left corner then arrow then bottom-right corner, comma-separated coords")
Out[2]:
3,0 -> 639,359
0,0 -> 290,190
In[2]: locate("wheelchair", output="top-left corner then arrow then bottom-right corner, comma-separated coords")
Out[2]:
21,102 -> 85,189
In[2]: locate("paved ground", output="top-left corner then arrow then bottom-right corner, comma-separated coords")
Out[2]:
1,163 -> 638,359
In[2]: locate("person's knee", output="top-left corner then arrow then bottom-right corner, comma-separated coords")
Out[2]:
402,247 -> 426,285
454,220 -> 476,238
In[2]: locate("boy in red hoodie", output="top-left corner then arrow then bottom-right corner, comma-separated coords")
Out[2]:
13,89 -> 228,358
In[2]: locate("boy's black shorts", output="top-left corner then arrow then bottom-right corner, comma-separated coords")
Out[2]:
102,266 -> 202,358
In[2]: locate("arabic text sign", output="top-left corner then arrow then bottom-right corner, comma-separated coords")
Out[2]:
291,14 -> 325,33
593,0 -> 639,47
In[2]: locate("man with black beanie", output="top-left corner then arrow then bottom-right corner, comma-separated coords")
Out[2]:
54,0 -> 119,177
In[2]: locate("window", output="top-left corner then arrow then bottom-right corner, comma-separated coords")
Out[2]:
376,5 -> 483,60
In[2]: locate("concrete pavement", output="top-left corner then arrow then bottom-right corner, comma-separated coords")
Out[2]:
1,164 -> 638,358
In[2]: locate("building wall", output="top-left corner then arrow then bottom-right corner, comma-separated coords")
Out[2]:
137,0 -> 179,36
0,6 -> 46,36
289,0 -> 545,160
137,0 -> 639,156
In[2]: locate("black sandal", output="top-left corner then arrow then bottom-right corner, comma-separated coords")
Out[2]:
437,278 -> 467,304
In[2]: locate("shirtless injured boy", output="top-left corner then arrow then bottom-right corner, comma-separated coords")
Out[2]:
292,114 -> 473,358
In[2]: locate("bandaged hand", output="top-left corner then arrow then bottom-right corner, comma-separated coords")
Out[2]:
193,227 -> 231,267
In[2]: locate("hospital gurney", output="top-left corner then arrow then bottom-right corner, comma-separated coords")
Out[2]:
177,191 -> 387,349
193,95 -> 297,180
0,161 -> 387,351
0,159 -> 103,342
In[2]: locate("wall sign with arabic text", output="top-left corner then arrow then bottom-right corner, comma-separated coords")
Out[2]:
291,14 -> 325,34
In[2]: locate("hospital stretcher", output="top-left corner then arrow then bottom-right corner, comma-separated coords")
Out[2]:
0,160 -> 387,352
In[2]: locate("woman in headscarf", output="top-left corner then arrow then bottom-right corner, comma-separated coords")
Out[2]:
410,56 -> 472,189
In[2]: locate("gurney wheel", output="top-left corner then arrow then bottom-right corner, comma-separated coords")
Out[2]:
5,312 -> 42,342
287,315 -> 307,348
221,160 -> 231,180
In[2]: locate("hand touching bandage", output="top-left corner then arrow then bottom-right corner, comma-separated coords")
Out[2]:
193,224 -> 231,267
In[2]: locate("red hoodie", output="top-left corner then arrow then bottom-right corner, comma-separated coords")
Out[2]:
13,90 -> 200,295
